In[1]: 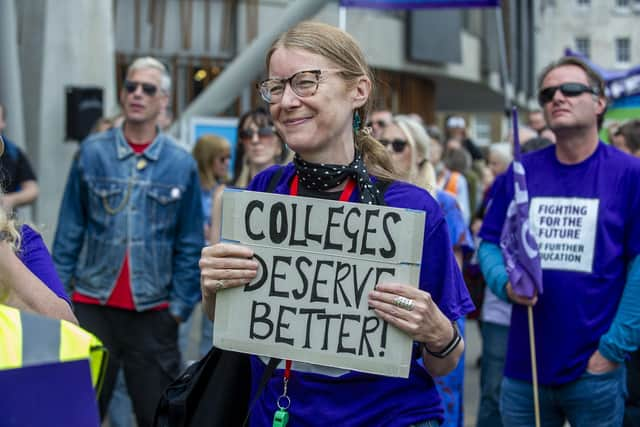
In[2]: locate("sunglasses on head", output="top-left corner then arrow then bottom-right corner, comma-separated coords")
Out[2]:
239,127 -> 275,139
379,138 -> 408,153
367,120 -> 388,129
123,80 -> 158,97
538,83 -> 597,105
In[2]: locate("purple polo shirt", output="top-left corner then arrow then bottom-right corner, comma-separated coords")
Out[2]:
244,164 -> 474,427
480,142 -> 640,386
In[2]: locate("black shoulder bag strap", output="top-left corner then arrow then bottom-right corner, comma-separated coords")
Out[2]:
373,178 -> 393,206
240,173 -> 391,427
241,167 -> 285,426
239,168 -> 285,426
266,167 -> 285,193
242,357 -> 282,427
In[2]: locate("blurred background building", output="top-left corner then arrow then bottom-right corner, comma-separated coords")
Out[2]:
1,0 -> 541,243
536,0 -> 639,72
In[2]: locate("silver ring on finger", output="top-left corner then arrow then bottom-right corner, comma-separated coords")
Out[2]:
214,280 -> 225,292
393,296 -> 415,311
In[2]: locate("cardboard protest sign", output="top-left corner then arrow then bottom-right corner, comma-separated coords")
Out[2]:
214,189 -> 425,378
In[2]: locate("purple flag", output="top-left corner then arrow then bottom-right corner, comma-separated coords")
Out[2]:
499,108 -> 543,299
339,0 -> 499,9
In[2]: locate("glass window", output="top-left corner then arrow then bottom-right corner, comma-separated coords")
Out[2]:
576,37 -> 591,58
616,38 -> 631,63
616,0 -> 630,7
577,0 -> 590,5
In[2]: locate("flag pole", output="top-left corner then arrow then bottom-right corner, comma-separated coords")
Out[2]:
496,1 -> 513,115
338,6 -> 347,30
512,107 -> 541,427
528,306 -> 541,427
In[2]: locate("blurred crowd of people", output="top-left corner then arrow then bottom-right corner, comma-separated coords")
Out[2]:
2,20 -> 640,427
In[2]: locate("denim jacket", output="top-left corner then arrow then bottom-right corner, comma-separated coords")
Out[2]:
52,127 -> 204,320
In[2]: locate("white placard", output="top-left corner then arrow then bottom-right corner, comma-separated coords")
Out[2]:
213,189 -> 426,378
529,197 -> 599,273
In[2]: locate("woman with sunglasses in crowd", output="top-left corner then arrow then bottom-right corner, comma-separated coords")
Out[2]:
231,107 -> 289,189
199,21 -> 474,427
381,115 -> 474,427
208,108 -> 289,245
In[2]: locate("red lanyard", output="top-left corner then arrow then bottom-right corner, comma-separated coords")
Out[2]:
284,359 -> 292,381
274,175 -> 355,425
284,175 -> 356,377
289,174 -> 356,201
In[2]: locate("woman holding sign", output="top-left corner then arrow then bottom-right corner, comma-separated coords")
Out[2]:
199,21 -> 474,427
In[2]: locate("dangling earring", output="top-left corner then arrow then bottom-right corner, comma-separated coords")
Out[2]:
352,111 -> 361,132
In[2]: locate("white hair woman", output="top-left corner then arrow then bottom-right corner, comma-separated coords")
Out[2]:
381,115 -> 473,426
487,142 -> 513,178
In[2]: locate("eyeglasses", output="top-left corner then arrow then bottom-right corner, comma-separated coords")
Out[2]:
538,83 -> 598,105
239,126 -> 275,140
366,120 -> 388,129
379,138 -> 409,153
257,69 -> 341,104
123,80 -> 158,97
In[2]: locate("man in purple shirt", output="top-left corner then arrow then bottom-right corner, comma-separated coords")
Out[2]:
479,57 -> 640,426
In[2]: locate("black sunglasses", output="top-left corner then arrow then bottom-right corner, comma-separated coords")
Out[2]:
538,83 -> 597,105
379,138 -> 408,153
367,120 -> 388,129
239,127 -> 275,140
123,80 -> 158,97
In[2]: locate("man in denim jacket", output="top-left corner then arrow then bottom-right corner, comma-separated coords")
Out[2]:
53,57 -> 203,427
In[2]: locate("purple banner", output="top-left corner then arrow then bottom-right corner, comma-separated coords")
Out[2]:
340,0 -> 499,9
565,48 -> 640,102
499,108 -> 543,299
0,360 -> 100,426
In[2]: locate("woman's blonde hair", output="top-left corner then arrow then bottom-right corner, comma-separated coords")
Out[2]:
0,205 -> 21,253
192,134 -> 231,190
266,21 -> 397,180
393,115 -> 437,196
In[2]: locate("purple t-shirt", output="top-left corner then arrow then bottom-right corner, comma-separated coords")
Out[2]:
246,164 -> 475,427
436,190 -> 474,252
18,224 -> 70,305
480,142 -> 640,386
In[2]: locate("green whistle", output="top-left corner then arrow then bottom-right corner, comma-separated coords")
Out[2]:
273,409 -> 289,427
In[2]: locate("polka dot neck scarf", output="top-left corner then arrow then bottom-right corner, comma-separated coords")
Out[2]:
293,151 -> 382,205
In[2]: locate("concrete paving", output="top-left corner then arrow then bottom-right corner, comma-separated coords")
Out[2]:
463,319 -> 482,427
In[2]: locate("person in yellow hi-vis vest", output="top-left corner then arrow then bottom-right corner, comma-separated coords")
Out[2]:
0,303 -> 107,392
0,303 -> 108,426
